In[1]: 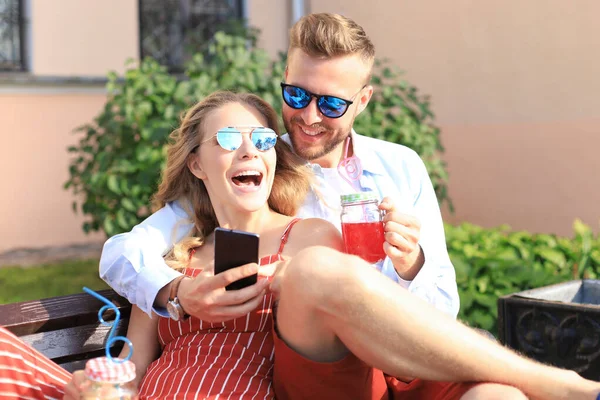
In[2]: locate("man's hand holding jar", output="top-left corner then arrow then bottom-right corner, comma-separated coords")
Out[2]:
340,192 -> 424,280
379,196 -> 424,281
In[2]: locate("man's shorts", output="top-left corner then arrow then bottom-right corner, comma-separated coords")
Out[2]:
272,323 -> 478,400
385,375 -> 478,400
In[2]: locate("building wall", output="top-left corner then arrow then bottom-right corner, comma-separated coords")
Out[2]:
0,91 -> 107,252
309,0 -> 600,235
30,0 -> 139,76
0,0 -> 140,253
247,0 -> 290,58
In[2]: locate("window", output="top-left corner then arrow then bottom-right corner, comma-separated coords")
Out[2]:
139,0 -> 245,72
0,0 -> 26,71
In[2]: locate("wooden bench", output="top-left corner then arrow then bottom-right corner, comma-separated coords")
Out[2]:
0,289 -> 131,373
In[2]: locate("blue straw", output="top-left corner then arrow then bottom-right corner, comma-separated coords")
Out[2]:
83,287 -> 133,363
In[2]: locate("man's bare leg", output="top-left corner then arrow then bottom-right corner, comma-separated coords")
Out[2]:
275,246 -> 600,400
461,383 -> 526,399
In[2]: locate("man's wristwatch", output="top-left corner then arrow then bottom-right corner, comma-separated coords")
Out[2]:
166,276 -> 188,321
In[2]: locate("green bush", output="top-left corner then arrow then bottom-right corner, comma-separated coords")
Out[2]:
65,31 -> 450,237
448,219 -> 600,334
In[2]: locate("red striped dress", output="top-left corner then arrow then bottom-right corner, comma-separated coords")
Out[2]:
138,218 -> 300,399
0,326 -> 70,399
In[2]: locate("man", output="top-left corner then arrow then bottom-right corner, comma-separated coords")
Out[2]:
101,12 -> 458,322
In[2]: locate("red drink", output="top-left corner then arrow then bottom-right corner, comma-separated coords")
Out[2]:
341,221 -> 386,263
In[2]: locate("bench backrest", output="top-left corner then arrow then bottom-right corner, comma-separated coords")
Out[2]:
0,289 -> 131,372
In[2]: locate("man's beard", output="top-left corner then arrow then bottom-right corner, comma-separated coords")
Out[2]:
284,116 -> 351,162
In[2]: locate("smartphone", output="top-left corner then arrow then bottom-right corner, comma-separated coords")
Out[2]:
214,227 -> 260,290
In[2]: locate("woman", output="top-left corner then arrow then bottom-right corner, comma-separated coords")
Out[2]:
90,91 -> 342,398
114,91 -> 343,398
2,91 -> 599,400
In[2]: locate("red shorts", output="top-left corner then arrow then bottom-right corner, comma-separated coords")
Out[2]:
386,375 -> 477,400
272,324 -> 477,400
272,323 -> 389,400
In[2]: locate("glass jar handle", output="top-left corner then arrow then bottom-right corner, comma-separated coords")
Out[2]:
378,204 -> 387,222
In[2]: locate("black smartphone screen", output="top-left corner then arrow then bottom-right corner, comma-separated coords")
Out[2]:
214,228 -> 260,290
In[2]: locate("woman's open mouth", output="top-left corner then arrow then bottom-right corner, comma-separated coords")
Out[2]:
231,170 -> 263,187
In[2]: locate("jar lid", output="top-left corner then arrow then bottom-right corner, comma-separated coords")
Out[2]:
85,357 -> 136,383
340,191 -> 379,204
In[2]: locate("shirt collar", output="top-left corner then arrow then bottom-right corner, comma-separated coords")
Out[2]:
280,130 -> 387,176
348,130 -> 387,176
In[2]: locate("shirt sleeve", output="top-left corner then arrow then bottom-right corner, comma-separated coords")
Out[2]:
382,154 -> 460,319
99,201 -> 194,316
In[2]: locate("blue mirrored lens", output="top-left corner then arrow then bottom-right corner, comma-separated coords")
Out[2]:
318,96 -> 348,118
251,128 -> 278,151
215,128 -> 277,151
283,86 -> 311,109
216,128 -> 243,151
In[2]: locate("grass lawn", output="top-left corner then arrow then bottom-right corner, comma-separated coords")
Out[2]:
0,259 -> 108,304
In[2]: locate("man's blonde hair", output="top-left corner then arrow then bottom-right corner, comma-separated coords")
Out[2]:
288,13 -> 375,80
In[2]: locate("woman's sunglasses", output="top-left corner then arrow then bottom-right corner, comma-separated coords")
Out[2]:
280,83 -> 364,119
199,127 -> 278,152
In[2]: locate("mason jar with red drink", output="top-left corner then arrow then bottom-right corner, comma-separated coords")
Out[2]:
340,192 -> 386,264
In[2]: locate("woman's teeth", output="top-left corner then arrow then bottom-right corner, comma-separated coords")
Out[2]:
232,171 -> 262,186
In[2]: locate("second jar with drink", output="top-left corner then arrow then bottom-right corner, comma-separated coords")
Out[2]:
340,192 -> 386,264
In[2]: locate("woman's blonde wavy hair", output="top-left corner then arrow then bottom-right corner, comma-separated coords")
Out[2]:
152,91 -> 312,269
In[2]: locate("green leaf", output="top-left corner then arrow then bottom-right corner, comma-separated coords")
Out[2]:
534,247 -> 567,268
574,218 -> 592,237
121,198 -> 137,212
116,209 -> 129,230
470,309 -> 496,331
107,175 -> 120,194
460,290 -> 473,310
102,217 -> 115,236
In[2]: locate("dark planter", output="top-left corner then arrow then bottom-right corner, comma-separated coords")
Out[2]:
498,280 -> 600,381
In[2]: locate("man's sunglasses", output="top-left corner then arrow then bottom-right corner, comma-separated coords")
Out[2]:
199,126 -> 278,152
280,83 -> 364,119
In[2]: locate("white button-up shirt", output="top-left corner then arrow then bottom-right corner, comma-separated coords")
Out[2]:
100,131 -> 459,318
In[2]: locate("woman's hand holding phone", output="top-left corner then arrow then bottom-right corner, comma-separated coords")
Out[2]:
177,266 -> 270,323
172,228 -> 269,323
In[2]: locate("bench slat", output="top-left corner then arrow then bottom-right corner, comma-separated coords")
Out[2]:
0,289 -> 133,373
20,319 -> 129,361
0,289 -> 130,336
